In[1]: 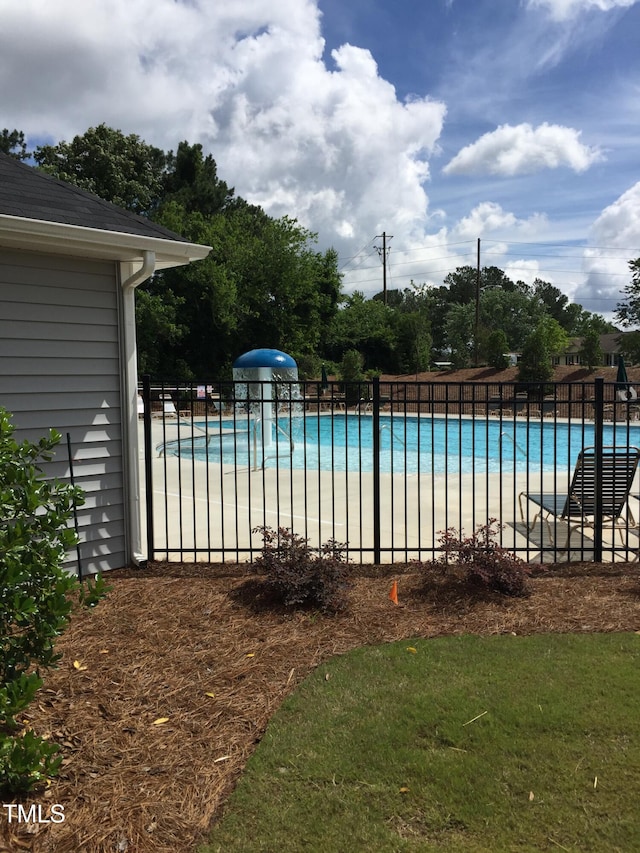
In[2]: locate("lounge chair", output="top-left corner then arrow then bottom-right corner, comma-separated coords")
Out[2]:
518,446 -> 640,553
162,395 -> 177,417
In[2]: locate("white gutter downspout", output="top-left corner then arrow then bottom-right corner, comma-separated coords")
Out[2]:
121,250 -> 155,566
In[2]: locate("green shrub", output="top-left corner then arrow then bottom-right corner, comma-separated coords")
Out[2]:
77,571 -> 112,608
0,727 -> 63,796
424,520 -> 530,597
0,407 -> 108,795
251,526 -> 351,613
339,350 -> 366,406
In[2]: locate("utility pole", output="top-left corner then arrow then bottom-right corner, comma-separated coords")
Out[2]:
375,232 -> 393,305
474,237 -> 481,367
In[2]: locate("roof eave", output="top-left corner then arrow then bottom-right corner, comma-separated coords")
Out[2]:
0,214 -> 211,269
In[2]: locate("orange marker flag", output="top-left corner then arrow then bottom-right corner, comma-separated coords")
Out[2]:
389,580 -> 398,605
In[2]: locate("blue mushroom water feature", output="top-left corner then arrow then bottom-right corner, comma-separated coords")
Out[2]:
232,349 -> 300,462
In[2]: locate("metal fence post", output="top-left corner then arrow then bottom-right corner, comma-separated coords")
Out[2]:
142,374 -> 154,561
593,377 -> 604,562
372,376 -> 381,564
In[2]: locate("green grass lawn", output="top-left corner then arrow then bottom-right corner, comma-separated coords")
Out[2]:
201,633 -> 640,853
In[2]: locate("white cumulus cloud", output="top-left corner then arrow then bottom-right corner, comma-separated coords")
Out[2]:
450,202 -> 548,240
575,181 -> 640,319
0,0 -> 446,262
218,40 -> 446,246
504,260 -> 542,286
443,123 -> 603,177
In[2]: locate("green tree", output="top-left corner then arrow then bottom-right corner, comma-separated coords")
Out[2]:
517,325 -> 553,384
441,266 -> 517,308
372,288 -> 405,308
533,279 -> 582,334
339,348 -> 365,381
444,303 -> 474,368
325,292 -> 395,371
579,328 -> 603,371
135,286 -> 189,377
538,316 -> 570,358
442,266 -> 477,304
339,349 -> 366,405
619,332 -> 640,366
392,311 -> 432,374
426,266 -> 522,363
418,288 -> 449,359
485,329 -> 510,369
34,124 -> 167,216
0,128 -> 28,160
574,310 -> 617,336
482,266 -> 518,292
370,287 -> 433,373
148,203 -> 342,379
145,202 -> 240,378
478,287 -> 542,356
162,141 -> 236,216
615,258 -> 640,329
611,258 -> 640,365
224,212 -> 341,372
325,288 -> 433,375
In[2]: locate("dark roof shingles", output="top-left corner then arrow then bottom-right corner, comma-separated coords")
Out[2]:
0,152 -> 185,242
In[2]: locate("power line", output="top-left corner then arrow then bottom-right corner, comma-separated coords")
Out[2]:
484,239 -> 640,252
495,266 -> 631,276
336,234 -> 637,311
338,237 -> 378,271
484,250 -> 633,261
342,263 -> 633,283
338,238 -> 637,270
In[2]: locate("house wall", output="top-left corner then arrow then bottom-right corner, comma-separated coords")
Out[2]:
0,248 -> 126,574
554,354 -> 581,366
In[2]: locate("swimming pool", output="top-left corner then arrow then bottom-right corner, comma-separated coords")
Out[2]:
165,414 -> 640,475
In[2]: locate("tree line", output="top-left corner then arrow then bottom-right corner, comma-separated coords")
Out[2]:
3,125 -> 638,383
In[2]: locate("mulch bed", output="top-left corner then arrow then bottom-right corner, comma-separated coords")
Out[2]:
2,561 -> 640,853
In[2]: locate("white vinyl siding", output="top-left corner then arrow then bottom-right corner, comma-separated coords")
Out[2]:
0,248 -> 126,574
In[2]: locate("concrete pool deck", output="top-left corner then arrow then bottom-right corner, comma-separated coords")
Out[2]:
139,420 -> 640,564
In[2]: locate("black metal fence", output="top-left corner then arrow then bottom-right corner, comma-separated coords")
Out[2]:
141,376 -> 640,565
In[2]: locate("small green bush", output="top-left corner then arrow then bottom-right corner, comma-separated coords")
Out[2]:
251,526 -> 351,613
0,407 -> 108,795
424,520 -> 530,597
0,727 -> 63,796
77,571 -> 112,608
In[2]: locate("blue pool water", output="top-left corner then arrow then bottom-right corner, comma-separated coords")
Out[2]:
167,414 -> 640,475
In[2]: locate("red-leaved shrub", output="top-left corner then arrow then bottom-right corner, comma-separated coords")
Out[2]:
251,526 -> 350,613
424,519 -> 530,597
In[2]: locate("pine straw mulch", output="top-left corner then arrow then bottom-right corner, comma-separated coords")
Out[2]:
3,561 -> 640,853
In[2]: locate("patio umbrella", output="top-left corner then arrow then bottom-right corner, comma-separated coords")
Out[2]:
616,355 -> 637,401
321,363 -> 329,390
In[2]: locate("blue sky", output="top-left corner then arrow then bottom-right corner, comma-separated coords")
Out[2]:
318,0 -> 640,313
1,0 -> 639,320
